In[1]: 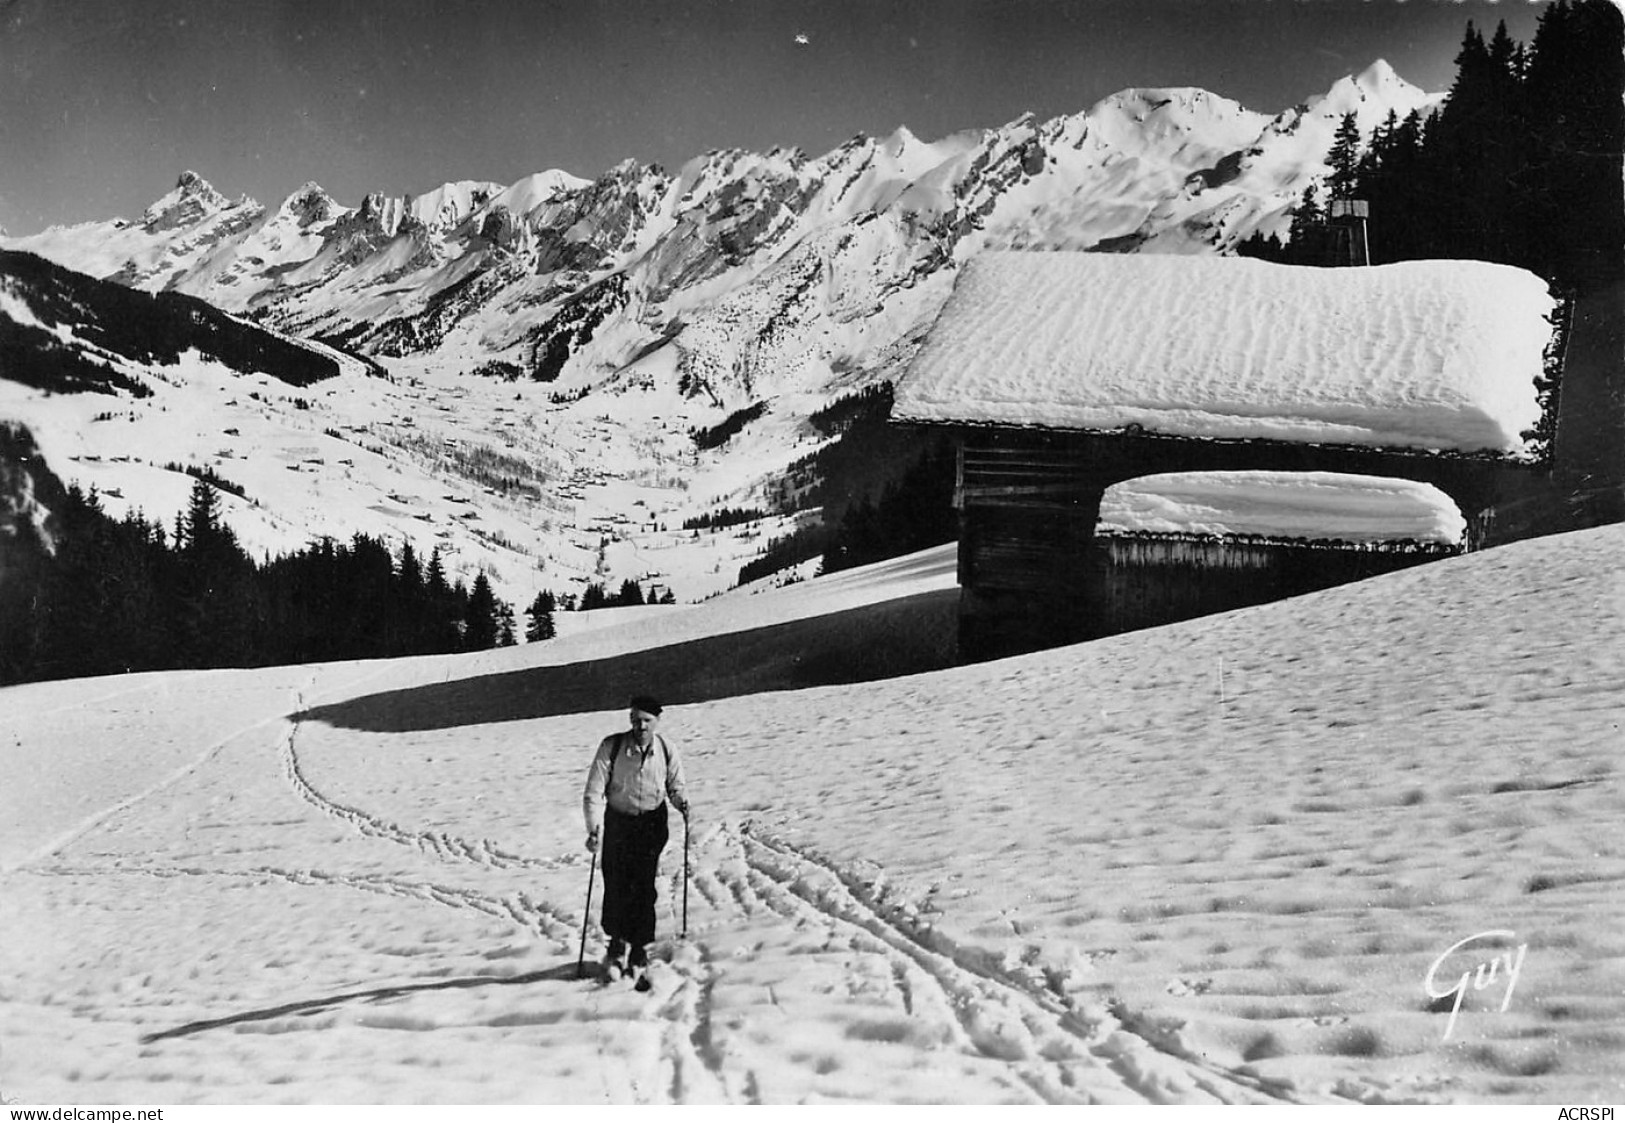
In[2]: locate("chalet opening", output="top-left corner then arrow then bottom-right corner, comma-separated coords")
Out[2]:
1091,470 -> 1464,638
891,251 -> 1559,660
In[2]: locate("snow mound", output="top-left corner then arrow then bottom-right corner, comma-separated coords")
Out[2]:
1097,470 -> 1466,544
893,252 -> 1554,454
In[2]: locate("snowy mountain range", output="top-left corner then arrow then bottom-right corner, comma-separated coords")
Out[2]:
0,62 -> 1443,610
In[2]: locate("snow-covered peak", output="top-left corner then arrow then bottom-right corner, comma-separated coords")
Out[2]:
672,146 -> 809,212
140,170 -> 254,233
490,169 -> 593,218
350,180 -> 507,238
276,181 -> 343,227
1196,60 -> 1446,250
1089,86 -> 1246,126
1356,58 -> 1404,91
1079,86 -> 1269,159
1313,59 -> 1442,128
872,123 -> 987,182
880,124 -> 921,157
408,180 -> 506,232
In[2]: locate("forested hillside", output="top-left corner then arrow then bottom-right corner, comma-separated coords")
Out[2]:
1240,0 -> 1623,292
0,459 -> 515,685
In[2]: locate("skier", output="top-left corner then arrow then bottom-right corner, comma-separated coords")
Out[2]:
583,694 -> 689,985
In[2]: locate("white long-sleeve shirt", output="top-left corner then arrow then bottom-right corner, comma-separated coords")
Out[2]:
582,731 -> 687,834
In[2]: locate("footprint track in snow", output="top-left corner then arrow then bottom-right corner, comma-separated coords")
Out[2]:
32,859 -> 577,945
701,822 -> 1315,1105
282,686 -> 563,875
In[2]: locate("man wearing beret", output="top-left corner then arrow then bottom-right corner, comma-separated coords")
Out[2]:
583,693 -> 689,985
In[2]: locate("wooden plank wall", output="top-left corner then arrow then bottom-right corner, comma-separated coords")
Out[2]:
1092,534 -> 1459,637
956,434 -> 1105,657
958,436 -> 1101,593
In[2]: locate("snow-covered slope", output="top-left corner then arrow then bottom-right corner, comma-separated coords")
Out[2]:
1,521 -> 1620,1104
0,251 -> 809,610
0,62 -> 1446,605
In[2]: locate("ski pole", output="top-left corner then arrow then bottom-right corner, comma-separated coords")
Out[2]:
576,848 -> 598,979
681,809 -> 690,939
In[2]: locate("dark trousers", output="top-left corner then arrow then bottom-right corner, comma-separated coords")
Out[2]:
601,804 -> 669,950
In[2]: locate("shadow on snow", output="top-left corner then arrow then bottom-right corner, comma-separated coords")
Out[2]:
294,589 -> 959,733
138,962 -> 587,1044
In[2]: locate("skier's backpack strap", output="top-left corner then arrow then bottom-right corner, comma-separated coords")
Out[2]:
658,734 -> 676,804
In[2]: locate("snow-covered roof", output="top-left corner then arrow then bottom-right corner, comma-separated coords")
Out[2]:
1096,470 -> 1466,545
893,252 -> 1555,454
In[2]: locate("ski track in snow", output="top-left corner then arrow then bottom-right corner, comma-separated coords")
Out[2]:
1,669 -> 335,876
17,665 -> 581,974
69,687 -> 1315,1104
281,683 -> 562,876
723,823 -> 1310,1105
276,712 -> 1186,1101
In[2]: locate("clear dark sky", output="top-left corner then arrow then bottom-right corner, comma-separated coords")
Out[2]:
0,0 -> 1552,235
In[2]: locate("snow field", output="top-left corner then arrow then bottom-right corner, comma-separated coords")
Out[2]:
2,528 -> 1622,1104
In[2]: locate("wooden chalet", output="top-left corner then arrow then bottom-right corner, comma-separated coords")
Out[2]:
891,252 -> 1560,659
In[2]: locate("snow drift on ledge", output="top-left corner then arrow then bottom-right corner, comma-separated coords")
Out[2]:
892,253 -> 1554,455
1097,470 -> 1468,544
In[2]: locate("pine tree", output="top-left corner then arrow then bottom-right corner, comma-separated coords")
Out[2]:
31,485 -> 108,678
426,547 -> 450,601
421,546 -> 463,650
1234,229 -> 1289,262
615,578 -> 645,607
392,539 -> 426,655
1487,21 -> 1519,90
465,572 -> 499,650
1344,0 -> 1623,286
1295,183 -> 1324,227
1285,184 -> 1330,265
0,513 -> 49,683
1524,0 -> 1625,286
174,477 -> 252,667
526,589 -> 557,641
344,534 -> 397,659
1360,109 -> 1429,263
1326,112 -> 1363,200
